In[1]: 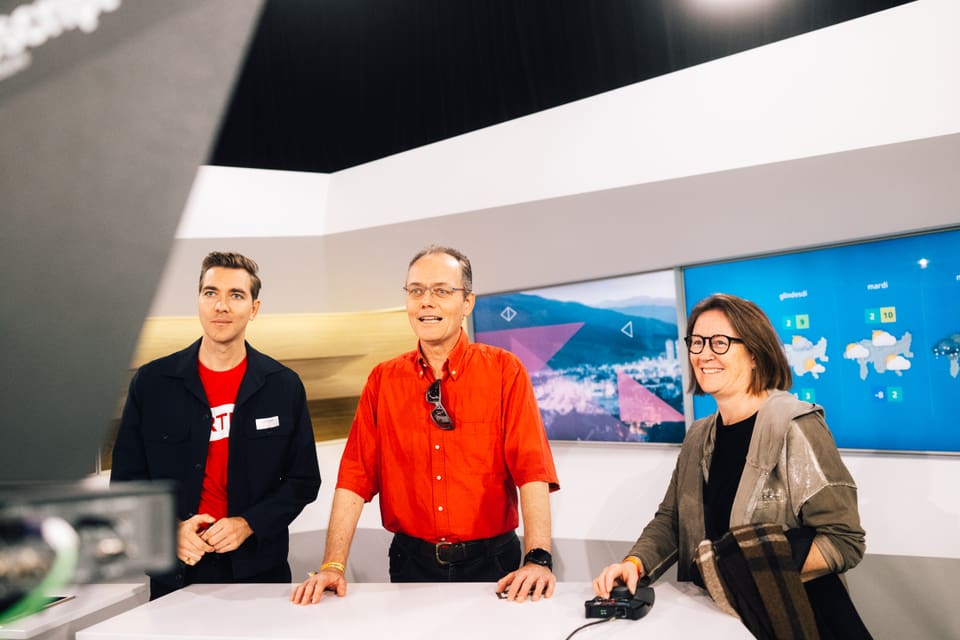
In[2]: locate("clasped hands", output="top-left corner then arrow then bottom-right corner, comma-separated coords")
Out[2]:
178,514 -> 252,566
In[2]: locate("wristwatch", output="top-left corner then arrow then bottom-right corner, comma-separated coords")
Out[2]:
523,548 -> 553,571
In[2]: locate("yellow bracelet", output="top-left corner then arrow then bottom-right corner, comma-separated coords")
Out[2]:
320,561 -> 346,573
623,555 -> 643,575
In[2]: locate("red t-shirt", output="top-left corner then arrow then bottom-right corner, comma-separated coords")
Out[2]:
337,330 -> 559,543
197,357 -> 247,521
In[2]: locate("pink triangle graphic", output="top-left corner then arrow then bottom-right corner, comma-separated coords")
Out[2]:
618,371 -> 684,424
474,322 -> 584,373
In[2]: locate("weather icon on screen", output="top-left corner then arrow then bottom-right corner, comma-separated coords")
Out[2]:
932,333 -> 960,378
843,330 -> 913,380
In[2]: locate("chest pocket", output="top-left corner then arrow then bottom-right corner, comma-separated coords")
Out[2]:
455,418 -> 503,471
140,409 -> 195,480
142,414 -> 191,445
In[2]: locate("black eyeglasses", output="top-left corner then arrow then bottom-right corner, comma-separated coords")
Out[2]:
425,380 -> 454,430
684,334 -> 745,355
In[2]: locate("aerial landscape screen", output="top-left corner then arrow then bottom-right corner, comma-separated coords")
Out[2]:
472,270 -> 685,443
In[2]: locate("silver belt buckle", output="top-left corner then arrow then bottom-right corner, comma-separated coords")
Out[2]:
435,541 -> 453,565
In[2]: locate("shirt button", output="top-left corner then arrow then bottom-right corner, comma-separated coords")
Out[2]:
437,506 -> 443,512
194,463 -> 202,470
436,475 -> 441,480
434,444 -> 440,450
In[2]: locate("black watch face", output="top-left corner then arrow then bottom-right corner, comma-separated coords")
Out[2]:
525,548 -> 552,568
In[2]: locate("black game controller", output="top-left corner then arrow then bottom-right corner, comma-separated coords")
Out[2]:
584,584 -> 655,620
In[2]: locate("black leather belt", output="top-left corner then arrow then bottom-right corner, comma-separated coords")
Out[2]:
394,531 -> 516,566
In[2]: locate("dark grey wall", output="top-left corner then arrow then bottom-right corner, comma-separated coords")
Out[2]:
0,0 -> 265,482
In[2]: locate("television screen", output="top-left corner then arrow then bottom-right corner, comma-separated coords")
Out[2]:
682,227 -> 960,453
472,270 -> 685,443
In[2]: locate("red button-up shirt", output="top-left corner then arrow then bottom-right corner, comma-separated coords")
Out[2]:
337,330 -> 559,543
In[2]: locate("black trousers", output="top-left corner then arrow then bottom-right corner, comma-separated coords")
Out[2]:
388,531 -> 521,582
149,553 -> 291,600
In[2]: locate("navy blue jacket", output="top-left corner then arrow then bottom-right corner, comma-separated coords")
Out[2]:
111,339 -> 321,585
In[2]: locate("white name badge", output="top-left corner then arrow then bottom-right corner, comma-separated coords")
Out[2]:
255,416 -> 280,430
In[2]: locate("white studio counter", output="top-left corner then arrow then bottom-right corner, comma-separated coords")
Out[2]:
76,581 -> 752,639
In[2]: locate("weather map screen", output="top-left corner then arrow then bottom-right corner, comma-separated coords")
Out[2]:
472,270 -> 685,443
682,228 -> 960,453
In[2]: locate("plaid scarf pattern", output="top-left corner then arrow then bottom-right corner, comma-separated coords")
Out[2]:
696,523 -> 820,640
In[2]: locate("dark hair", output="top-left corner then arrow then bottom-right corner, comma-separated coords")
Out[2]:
198,252 -> 261,300
407,245 -> 473,294
685,293 -> 791,395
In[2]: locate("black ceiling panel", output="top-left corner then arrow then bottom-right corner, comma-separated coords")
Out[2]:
212,0 -> 914,174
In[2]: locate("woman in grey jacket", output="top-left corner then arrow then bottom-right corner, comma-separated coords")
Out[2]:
593,293 -> 865,599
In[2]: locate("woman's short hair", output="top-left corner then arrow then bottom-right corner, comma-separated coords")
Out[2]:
685,293 -> 792,396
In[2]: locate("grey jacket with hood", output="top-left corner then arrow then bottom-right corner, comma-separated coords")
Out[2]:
627,390 -> 865,583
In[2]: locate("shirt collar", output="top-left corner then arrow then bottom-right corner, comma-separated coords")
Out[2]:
415,329 -> 470,381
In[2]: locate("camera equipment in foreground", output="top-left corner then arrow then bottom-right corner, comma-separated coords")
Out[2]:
1,481 -> 175,622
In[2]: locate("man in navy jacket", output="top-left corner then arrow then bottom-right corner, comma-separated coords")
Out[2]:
112,252 -> 321,598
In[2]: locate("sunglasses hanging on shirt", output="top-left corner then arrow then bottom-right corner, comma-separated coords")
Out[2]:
425,379 -> 454,430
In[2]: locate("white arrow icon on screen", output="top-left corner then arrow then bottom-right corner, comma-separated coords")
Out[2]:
621,321 -> 634,338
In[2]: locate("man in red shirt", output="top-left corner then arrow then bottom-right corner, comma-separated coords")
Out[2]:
292,246 -> 559,604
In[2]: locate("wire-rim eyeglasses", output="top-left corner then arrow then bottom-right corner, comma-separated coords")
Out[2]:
403,285 -> 470,299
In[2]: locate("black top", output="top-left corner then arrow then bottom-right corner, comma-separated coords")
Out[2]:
703,412 -> 757,542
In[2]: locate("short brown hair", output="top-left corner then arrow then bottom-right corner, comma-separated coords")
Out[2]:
685,293 -> 791,395
198,252 -> 261,299
407,245 -> 473,294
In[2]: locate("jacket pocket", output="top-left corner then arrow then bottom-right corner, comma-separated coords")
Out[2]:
143,420 -> 190,444
141,418 -> 192,481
